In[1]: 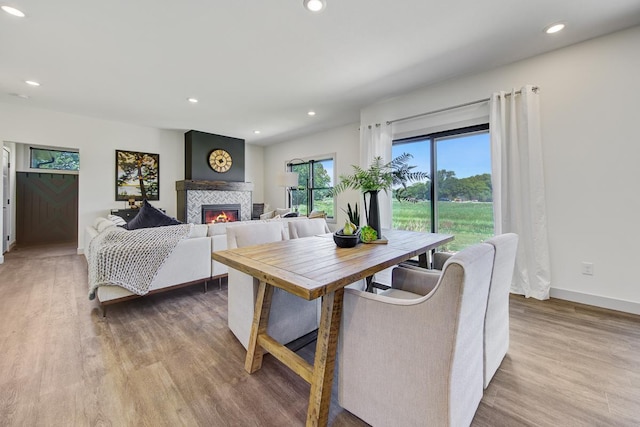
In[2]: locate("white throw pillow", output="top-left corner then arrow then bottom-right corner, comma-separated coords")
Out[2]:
96,219 -> 116,233
309,210 -> 326,219
107,214 -> 127,227
260,210 -> 275,220
93,217 -> 107,228
275,208 -> 291,217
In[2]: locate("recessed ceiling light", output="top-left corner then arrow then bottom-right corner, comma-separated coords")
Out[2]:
187,98 -> 198,103
25,80 -> 40,86
1,5 -> 25,17
253,130 -> 261,134
303,0 -> 326,12
544,23 -> 565,34
307,111 -> 316,116
9,93 -> 30,99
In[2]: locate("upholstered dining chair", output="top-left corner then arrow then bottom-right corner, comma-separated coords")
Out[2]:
287,217 -> 330,238
226,221 -> 320,349
480,233 -> 519,388
394,233 -> 519,389
338,243 -> 495,427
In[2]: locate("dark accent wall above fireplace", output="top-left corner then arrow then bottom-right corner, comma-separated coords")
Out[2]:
185,130 -> 245,182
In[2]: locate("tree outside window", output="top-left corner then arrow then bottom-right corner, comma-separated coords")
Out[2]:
30,148 -> 80,171
289,158 -> 334,218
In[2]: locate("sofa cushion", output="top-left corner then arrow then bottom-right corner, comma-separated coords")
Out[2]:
309,210 -> 327,219
107,214 -> 127,227
260,210 -> 275,220
189,224 -> 208,238
94,217 -> 106,228
123,200 -> 182,230
96,218 -> 116,233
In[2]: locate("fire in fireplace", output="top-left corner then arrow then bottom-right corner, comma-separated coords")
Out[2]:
202,204 -> 241,224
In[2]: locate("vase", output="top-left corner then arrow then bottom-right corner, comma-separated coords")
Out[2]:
364,190 -> 381,239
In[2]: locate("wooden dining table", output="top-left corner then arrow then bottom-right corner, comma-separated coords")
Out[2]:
212,228 -> 453,426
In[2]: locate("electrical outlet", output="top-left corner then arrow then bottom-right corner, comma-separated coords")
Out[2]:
581,262 -> 594,276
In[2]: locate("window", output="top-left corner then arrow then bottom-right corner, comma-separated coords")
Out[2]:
30,148 -> 80,171
392,124 -> 492,251
288,157 -> 335,219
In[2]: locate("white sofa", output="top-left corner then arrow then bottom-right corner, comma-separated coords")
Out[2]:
84,215 -> 326,311
84,218 -> 212,308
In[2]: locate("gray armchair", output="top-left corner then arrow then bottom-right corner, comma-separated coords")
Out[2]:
225,222 -> 320,349
338,243 -> 495,426
395,233 -> 519,389
482,233 -> 518,388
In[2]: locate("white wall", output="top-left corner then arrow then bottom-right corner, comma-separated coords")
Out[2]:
0,103 -> 264,254
0,103 -> 184,254
263,123 -> 361,229
245,143 -> 265,203
361,25 -> 640,313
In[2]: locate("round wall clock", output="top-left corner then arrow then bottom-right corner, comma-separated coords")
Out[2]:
208,149 -> 233,173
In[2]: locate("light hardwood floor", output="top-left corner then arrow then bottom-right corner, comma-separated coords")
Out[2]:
1,244 -> 639,426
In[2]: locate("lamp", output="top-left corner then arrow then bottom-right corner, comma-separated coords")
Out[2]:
277,170 -> 300,212
278,158 -> 306,212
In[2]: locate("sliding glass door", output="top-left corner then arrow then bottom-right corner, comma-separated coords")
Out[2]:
392,124 -> 493,251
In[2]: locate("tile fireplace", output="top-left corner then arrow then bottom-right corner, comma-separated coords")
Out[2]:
176,180 -> 254,224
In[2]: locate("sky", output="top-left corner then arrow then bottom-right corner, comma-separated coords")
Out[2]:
392,132 -> 491,179
308,131 -> 490,186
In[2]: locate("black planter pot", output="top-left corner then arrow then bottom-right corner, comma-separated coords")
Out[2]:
365,190 -> 381,239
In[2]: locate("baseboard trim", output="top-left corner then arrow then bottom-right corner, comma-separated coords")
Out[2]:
550,288 -> 640,315
0,254 -> 4,264
77,248 -> 84,255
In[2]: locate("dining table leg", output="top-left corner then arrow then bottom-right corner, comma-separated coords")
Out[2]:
245,280 -> 274,373
306,288 -> 345,426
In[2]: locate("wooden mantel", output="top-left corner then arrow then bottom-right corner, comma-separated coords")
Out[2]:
175,180 -> 254,192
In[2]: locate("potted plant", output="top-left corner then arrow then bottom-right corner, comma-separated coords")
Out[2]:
341,202 -> 360,226
334,153 -> 428,239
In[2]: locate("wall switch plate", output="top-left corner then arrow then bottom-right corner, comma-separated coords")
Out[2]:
581,262 -> 594,275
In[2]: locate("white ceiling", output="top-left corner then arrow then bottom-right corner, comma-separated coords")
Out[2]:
2,0 -> 639,145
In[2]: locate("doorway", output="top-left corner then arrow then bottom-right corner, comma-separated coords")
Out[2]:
15,172 -> 78,246
2,147 -> 9,253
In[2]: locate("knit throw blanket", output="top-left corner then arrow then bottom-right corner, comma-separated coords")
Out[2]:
87,224 -> 193,300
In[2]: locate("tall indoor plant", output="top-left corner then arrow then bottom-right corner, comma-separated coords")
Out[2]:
334,153 -> 427,238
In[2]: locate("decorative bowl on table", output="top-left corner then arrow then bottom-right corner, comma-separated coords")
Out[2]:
333,228 -> 361,248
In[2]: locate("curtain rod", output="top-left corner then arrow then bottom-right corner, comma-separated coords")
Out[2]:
386,86 -> 539,126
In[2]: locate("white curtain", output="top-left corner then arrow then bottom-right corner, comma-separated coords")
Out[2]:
359,123 -> 392,228
490,85 -> 551,300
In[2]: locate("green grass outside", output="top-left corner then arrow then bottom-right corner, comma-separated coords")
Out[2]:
392,200 -> 494,252
311,198 -> 493,252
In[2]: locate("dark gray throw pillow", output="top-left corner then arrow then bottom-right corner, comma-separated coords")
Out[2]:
123,200 -> 182,230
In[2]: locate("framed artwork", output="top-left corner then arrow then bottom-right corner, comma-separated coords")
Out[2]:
115,150 -> 160,201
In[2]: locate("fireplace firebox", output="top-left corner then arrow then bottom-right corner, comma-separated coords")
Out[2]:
202,204 -> 241,224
